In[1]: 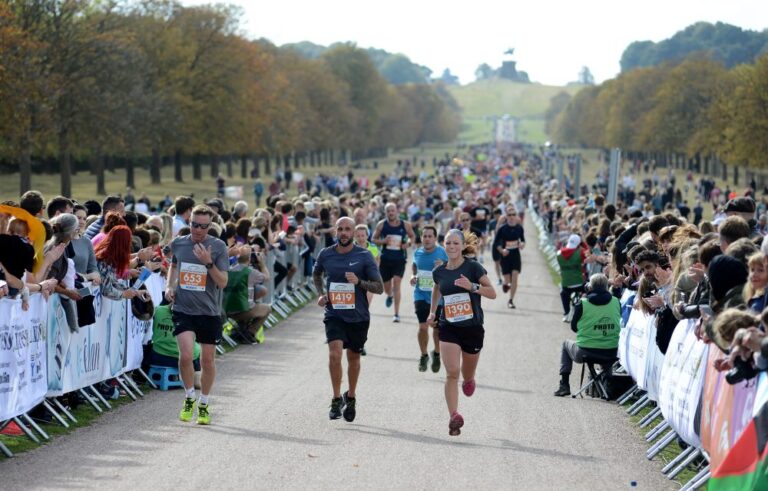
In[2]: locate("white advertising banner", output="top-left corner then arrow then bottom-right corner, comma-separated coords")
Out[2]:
623,308 -> 654,389
46,290 -> 127,397
658,319 -> 709,447
0,296 -> 48,421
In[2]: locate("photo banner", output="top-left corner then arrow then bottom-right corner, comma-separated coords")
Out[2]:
0,296 -> 48,421
658,319 -> 709,447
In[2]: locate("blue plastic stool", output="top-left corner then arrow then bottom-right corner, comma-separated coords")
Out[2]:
148,365 -> 185,391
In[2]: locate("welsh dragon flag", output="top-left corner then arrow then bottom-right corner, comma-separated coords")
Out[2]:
709,376 -> 768,490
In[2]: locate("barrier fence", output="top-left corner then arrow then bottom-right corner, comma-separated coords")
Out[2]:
0,238 -> 318,458
530,202 -> 768,490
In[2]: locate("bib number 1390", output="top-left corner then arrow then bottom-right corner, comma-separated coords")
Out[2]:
444,293 -> 473,323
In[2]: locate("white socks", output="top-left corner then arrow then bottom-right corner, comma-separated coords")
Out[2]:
185,387 -> 195,399
199,394 -> 209,405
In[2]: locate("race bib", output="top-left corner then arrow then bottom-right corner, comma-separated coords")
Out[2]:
386,234 -> 403,250
444,293 -> 473,323
417,270 -> 434,292
329,282 -> 355,310
505,240 -> 519,249
179,262 -> 207,291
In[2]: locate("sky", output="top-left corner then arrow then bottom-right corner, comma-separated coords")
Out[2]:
183,0 -> 767,86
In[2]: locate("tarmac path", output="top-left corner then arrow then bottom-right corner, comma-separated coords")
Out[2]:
1,218 -> 674,490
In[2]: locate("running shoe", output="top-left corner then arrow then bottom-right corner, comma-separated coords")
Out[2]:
329,396 -> 344,420
342,391 -> 356,422
418,354 -> 429,372
179,397 -> 196,422
385,296 -> 393,308
449,411 -> 464,436
393,314 -> 401,323
196,403 -> 211,425
254,325 -> 265,344
508,299 -> 516,309
502,283 -> 510,293
462,378 -> 476,397
431,351 -> 441,373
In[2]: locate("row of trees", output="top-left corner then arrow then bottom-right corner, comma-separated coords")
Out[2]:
0,1 -> 461,196
546,54 -> 768,171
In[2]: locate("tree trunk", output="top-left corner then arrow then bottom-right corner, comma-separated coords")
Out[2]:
59,128 -> 72,197
329,149 -> 335,166
310,151 -> 316,167
93,152 -> 106,196
126,152 -> 135,189
151,148 -> 161,184
226,154 -> 233,178
264,154 -> 271,176
19,132 -> 32,196
193,152 -> 202,180
174,149 -> 183,182
241,153 -> 248,179
210,153 -> 219,178
253,155 -> 261,178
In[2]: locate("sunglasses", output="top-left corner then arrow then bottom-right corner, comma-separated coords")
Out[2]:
191,222 -> 211,230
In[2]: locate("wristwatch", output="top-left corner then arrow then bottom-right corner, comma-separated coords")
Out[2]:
471,283 -> 480,292
205,262 -> 214,270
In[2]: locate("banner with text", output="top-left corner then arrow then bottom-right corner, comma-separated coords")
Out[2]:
0,296 -> 47,421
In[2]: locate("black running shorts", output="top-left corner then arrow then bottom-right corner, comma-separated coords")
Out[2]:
172,311 -> 223,345
415,301 -> 443,325
324,318 -> 370,353
438,322 -> 484,354
501,249 -> 522,275
379,256 -> 406,282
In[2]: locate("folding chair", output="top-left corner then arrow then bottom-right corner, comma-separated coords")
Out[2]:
571,356 -> 618,400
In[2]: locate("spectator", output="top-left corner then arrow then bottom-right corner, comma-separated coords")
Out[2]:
172,196 -> 195,237
20,190 -> 45,217
93,225 -> 148,301
554,273 -> 620,397
557,234 -> 586,320
91,211 -> 127,247
84,196 -> 125,240
46,196 -> 74,219
224,247 -> 271,344
70,204 -> 101,286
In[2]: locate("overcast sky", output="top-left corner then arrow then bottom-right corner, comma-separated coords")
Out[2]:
182,0 -> 767,86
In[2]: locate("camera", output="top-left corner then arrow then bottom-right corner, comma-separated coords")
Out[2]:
725,357 -> 759,385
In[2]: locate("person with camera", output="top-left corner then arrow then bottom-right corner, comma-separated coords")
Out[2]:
312,217 -> 384,422
410,225 -> 448,373
223,245 -> 271,344
427,229 -> 496,436
165,205 -> 229,425
553,273 -> 621,397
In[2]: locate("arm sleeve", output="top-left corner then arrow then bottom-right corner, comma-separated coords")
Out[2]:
570,302 -> 582,333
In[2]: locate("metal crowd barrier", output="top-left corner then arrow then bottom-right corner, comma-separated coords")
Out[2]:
1,240 -> 320,458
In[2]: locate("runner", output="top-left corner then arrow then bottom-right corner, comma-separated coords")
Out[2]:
428,229 -> 496,436
165,205 -> 229,425
371,202 -> 416,322
354,224 -> 380,307
313,217 -> 384,421
409,225 -> 448,372
469,197 -> 491,263
493,206 -> 526,308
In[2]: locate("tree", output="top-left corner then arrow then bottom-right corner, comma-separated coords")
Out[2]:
578,66 -> 595,85
438,68 -> 460,85
474,63 -> 494,81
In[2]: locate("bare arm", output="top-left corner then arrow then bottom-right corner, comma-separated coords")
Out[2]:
371,221 -> 386,246
404,221 -> 416,247
312,270 -> 326,297
429,284 -> 442,315
476,275 -> 497,300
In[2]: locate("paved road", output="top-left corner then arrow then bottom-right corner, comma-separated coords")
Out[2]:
2,220 -> 674,490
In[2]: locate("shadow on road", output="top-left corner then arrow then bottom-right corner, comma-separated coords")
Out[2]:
338,425 -> 598,463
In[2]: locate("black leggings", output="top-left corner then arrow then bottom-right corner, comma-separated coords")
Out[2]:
274,262 -> 288,289
560,285 -> 584,315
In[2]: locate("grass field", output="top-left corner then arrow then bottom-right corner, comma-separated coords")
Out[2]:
450,79 -> 583,145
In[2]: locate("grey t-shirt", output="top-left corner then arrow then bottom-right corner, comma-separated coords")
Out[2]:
313,244 -> 380,323
71,236 -> 97,275
170,235 -> 229,316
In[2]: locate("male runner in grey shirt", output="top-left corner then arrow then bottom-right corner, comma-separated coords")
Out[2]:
165,205 -> 228,425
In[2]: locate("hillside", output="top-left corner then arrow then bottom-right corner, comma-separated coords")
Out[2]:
448,79 -> 584,144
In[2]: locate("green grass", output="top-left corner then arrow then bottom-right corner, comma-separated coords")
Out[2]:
625,400 -> 701,486
449,79 -> 583,119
